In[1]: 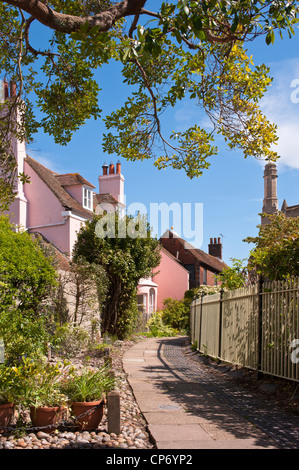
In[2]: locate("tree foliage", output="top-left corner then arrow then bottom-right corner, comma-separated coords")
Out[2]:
244,212 -> 299,280
73,211 -> 161,338
0,0 -> 298,208
215,257 -> 249,289
0,216 -> 57,361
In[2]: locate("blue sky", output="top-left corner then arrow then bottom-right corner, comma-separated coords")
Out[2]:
26,18 -> 299,266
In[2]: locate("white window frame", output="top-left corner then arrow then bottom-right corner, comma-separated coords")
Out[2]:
149,288 -> 155,314
83,186 -> 92,210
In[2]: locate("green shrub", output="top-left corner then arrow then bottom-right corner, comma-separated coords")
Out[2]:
73,212 -> 161,339
161,298 -> 190,332
0,216 -> 57,362
160,287 -> 223,334
0,217 -> 57,311
0,309 -> 50,363
146,312 -> 178,337
0,364 -> 16,404
52,323 -> 90,357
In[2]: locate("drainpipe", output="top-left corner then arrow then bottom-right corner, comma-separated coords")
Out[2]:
26,211 -> 70,231
27,218 -> 67,231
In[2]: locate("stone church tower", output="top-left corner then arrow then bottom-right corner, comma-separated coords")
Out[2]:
261,162 -> 278,225
261,161 -> 299,224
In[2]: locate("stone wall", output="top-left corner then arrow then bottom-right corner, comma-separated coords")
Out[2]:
51,269 -> 101,340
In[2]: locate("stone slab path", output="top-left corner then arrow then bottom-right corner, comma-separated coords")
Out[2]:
122,336 -> 299,450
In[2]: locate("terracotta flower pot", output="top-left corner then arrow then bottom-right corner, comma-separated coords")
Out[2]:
30,405 -> 64,433
0,403 -> 14,431
71,400 -> 104,431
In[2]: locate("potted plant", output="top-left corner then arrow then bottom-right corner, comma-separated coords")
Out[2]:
61,364 -> 116,431
12,357 -> 69,433
0,365 -> 15,431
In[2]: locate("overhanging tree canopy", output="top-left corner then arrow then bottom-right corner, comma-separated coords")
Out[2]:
0,0 -> 298,208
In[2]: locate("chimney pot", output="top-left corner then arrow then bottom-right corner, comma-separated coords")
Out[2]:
102,162 -> 108,175
3,79 -> 9,100
10,81 -> 16,98
116,160 -> 121,174
109,162 -> 115,174
218,237 -> 220,244
210,238 -> 213,244
214,238 -> 217,244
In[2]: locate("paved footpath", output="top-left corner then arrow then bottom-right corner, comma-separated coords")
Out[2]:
122,336 -> 299,450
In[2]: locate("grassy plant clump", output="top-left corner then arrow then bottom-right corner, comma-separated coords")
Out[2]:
60,364 -> 117,403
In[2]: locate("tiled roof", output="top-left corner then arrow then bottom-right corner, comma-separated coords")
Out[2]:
285,204 -> 299,216
160,232 -> 227,272
30,232 -> 71,270
93,193 -> 119,208
55,173 -> 95,188
188,247 -> 227,272
160,246 -> 189,271
25,155 -> 94,219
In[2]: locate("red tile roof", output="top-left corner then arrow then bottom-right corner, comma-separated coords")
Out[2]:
160,232 -> 227,272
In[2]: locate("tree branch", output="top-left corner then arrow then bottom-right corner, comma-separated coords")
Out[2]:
1,0 -> 146,33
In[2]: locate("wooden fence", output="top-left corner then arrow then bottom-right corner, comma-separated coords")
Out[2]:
190,278 -> 299,382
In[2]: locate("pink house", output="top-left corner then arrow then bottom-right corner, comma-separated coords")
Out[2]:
8,147 -> 189,315
9,153 -> 124,257
136,246 -> 189,317
153,247 -> 189,310
4,81 -> 190,318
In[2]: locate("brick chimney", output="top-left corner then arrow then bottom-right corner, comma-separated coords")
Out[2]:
98,160 -> 125,206
1,79 -> 16,100
208,237 -> 222,260
4,79 -> 9,100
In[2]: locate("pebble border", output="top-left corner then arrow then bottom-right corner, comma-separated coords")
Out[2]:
0,339 -> 155,450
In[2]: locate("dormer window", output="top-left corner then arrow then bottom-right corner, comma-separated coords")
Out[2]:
83,186 -> 92,210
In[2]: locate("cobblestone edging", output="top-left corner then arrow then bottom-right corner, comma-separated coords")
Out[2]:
161,336 -> 299,450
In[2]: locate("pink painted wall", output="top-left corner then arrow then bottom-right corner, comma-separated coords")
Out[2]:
64,185 -> 83,205
38,215 -> 86,257
22,161 -> 76,256
24,160 -> 64,228
153,248 -> 189,310
98,173 -> 124,205
69,215 -> 86,256
34,221 -> 70,255
7,196 -> 27,228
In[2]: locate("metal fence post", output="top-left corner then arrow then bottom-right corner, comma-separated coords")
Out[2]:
0,338 -> 4,364
257,276 -> 264,379
218,288 -> 224,360
199,293 -> 204,351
